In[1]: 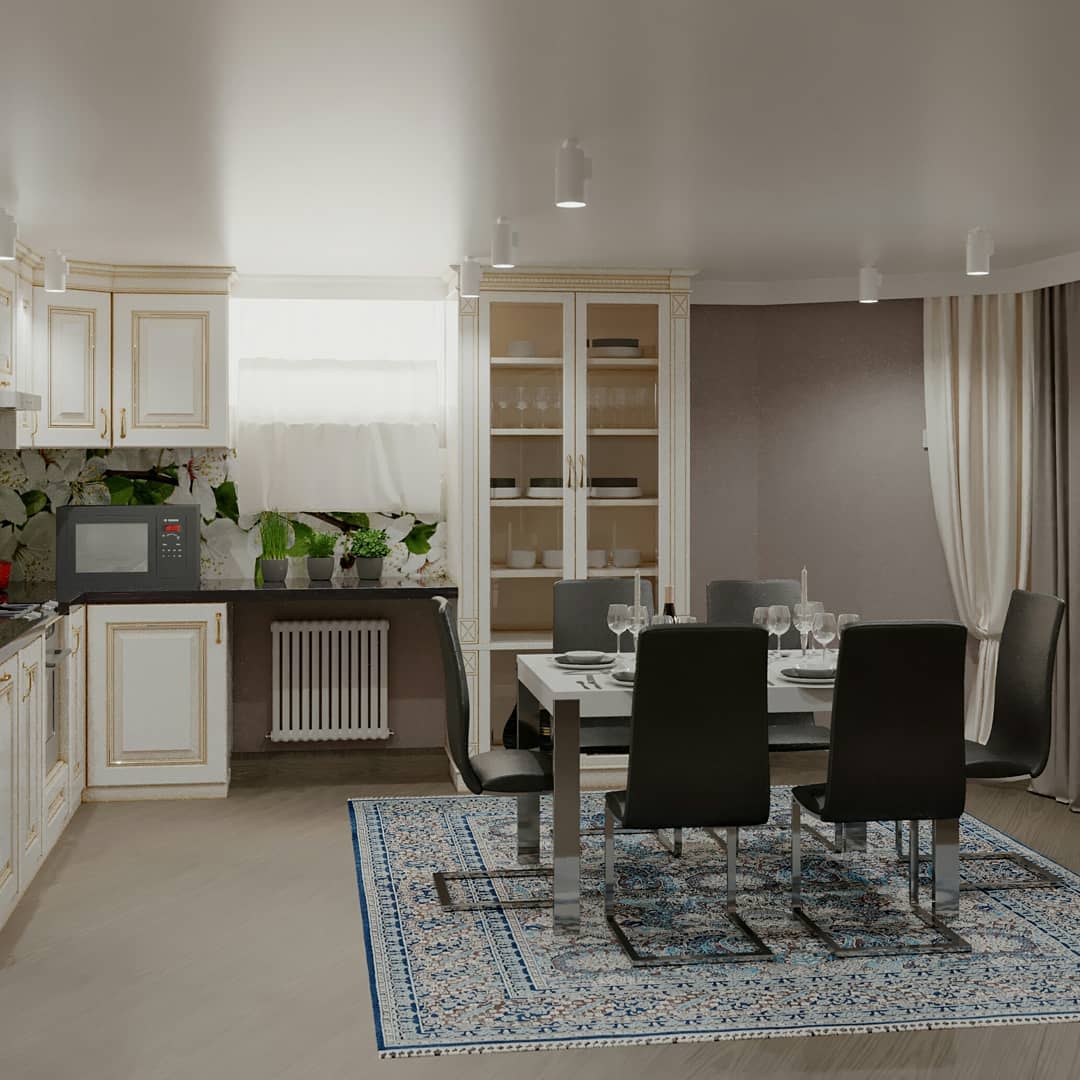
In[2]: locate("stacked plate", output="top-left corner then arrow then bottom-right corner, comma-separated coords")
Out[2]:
526,476 -> 563,499
778,665 -> 836,685
490,477 -> 521,499
589,476 -> 642,498
588,337 -> 643,359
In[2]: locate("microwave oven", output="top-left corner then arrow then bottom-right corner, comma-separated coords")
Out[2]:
56,504 -> 201,603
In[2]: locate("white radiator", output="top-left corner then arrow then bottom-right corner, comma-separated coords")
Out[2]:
270,620 -> 391,742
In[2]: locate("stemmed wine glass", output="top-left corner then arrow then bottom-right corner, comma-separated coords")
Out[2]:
752,607 -> 770,655
767,604 -> 791,657
627,604 -> 648,657
837,613 -> 860,636
607,603 -> 630,666
812,612 -> 838,667
513,385 -> 531,428
792,602 -> 814,658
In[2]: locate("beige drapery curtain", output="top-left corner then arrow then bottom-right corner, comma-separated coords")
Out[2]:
1031,284 -> 1080,810
924,293 -> 1036,742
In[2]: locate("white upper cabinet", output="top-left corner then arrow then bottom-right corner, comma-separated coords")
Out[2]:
0,264 -> 14,391
32,288 -> 112,448
112,294 -> 229,447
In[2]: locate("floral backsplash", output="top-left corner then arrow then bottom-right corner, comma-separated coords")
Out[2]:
0,448 -> 449,584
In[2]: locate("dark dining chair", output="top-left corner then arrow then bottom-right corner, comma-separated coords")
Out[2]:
896,589 -> 1066,890
431,597 -> 553,911
604,624 -> 774,965
790,621 -> 971,958
706,578 -> 831,753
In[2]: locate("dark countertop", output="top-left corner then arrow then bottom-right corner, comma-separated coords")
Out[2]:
29,578 -> 457,611
0,610 -> 58,662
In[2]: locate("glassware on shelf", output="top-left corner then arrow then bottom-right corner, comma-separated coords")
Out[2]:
632,386 -> 655,427
811,612 -> 838,667
767,604 -> 792,656
607,603 -> 630,665
492,383 -> 513,428
513,384 -> 531,428
612,387 -> 629,428
588,386 -> 608,429
534,386 -> 555,428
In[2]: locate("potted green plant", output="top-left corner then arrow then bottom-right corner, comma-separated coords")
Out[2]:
343,527 -> 390,581
306,529 -> 338,581
259,511 -> 291,583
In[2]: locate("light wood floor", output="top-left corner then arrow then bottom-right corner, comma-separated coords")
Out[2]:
0,751 -> 1077,1080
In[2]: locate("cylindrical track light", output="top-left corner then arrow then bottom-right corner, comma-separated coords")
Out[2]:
555,137 -> 590,208
0,210 -> 16,261
966,226 -> 994,276
491,217 -> 516,269
858,266 -> 882,303
458,257 -> 481,299
44,249 -> 68,293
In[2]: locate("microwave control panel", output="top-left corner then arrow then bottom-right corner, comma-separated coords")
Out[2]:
159,517 -> 187,561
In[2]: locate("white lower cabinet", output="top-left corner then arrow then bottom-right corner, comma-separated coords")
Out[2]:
16,635 -> 45,886
87,603 -> 230,798
0,654 -> 18,928
66,606 -> 87,808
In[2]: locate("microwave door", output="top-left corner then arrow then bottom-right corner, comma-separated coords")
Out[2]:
74,521 -> 151,574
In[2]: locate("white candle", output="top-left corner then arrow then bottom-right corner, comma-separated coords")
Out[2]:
801,566 -> 807,607
634,569 -> 641,612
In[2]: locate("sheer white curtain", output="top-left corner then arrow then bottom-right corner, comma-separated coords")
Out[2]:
230,299 -> 446,515
924,293 -> 1035,742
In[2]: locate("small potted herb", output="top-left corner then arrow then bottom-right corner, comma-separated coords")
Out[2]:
306,530 -> 338,581
259,511 -> 291,583
343,527 -> 390,580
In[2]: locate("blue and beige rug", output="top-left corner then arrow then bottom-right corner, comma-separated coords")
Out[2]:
347,789 -> 1080,1057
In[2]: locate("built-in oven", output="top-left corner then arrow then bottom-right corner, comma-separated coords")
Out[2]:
56,504 -> 201,604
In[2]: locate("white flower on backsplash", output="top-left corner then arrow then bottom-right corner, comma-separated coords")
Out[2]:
381,540 -> 427,578
23,451 -> 109,508
369,512 -> 414,544
169,449 -> 231,521
0,452 -> 30,492
201,517 -> 260,579
12,509 -> 56,582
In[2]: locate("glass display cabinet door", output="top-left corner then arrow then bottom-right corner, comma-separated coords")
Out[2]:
480,293 -> 575,646
574,295 -> 669,603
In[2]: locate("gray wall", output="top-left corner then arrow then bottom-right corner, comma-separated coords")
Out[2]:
690,300 -> 956,623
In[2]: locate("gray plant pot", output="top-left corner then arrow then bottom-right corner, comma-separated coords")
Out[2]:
261,557 -> 289,583
306,556 -> 335,581
354,556 -> 384,581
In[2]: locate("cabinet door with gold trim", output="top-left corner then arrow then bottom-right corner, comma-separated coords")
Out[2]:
87,603 -> 229,789
0,654 -> 17,929
16,635 -> 44,888
0,264 -> 15,390
66,606 -> 87,807
32,288 -> 112,448
112,294 -> 229,447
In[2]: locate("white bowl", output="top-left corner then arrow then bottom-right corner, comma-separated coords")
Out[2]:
612,548 -> 641,568
507,340 -> 536,357
587,549 -> 607,569
541,549 -> 563,569
507,549 -> 537,569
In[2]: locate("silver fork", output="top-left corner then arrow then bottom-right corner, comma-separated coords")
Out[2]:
586,673 -> 602,689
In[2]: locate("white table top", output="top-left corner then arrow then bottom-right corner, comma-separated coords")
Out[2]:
516,651 -> 834,717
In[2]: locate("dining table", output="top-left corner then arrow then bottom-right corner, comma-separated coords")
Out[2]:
515,650 -> 836,931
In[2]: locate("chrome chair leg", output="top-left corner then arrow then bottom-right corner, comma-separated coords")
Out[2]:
791,799 -> 802,910
516,792 -> 540,864
656,828 -> 683,856
908,820 -> 920,906
803,820 -> 867,854
932,818 -> 960,919
603,804 -> 616,917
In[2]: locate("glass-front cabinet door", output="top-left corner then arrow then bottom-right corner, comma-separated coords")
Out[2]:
479,293 -> 575,648
574,295 -> 669,608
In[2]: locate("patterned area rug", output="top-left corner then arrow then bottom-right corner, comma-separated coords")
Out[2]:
347,789 -> 1080,1057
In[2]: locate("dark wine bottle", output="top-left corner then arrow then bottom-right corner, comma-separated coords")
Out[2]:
663,586 -> 676,619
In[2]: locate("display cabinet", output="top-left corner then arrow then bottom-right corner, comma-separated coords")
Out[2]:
450,269 -> 691,788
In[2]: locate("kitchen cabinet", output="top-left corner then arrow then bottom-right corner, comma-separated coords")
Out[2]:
0,654 -> 17,929
0,263 -> 14,391
87,603 -> 230,798
66,606 -> 86,808
112,294 -> 230,447
450,269 -> 691,789
16,634 -> 44,886
31,288 -> 112,448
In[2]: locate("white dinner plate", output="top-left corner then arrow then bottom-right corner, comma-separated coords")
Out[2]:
552,655 -> 616,671
588,487 -> 643,499
776,671 -> 835,686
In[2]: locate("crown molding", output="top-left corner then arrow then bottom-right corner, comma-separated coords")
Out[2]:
232,274 -> 448,300
692,249 -> 1080,306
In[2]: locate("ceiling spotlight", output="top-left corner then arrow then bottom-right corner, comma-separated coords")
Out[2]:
458,257 -> 481,299
555,137 -> 591,208
491,217 -> 517,269
966,226 -> 994,276
858,266 -> 882,303
0,210 -> 16,261
44,249 -> 69,293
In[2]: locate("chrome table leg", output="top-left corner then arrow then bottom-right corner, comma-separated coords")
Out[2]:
551,697 -> 581,931
516,792 -> 540,864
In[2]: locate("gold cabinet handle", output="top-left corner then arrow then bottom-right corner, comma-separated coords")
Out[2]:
0,672 -> 11,684
565,453 -> 575,490
72,627 -> 81,656
99,407 -> 108,441
215,612 -> 222,644
578,453 -> 587,489
120,407 -> 127,439
21,665 -> 33,701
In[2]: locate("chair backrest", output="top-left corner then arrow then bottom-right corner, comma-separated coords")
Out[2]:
553,578 -> 655,654
432,597 -> 483,794
823,621 -> 967,822
621,625 -> 771,829
705,578 -> 802,649
987,589 -> 1066,777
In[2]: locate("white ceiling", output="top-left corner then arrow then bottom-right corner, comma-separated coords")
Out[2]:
3,0 -> 1080,290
